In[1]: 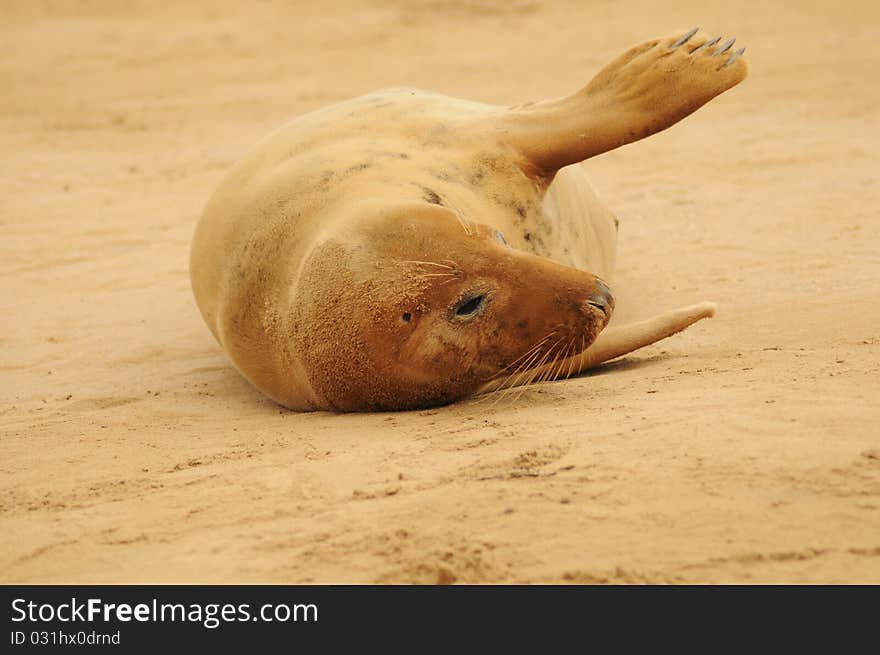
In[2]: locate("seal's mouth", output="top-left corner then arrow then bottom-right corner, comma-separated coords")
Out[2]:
478,282 -> 615,386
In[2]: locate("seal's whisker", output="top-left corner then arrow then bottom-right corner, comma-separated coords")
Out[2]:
443,199 -> 472,236
488,368 -> 526,406
490,331 -> 557,378
544,338 -> 572,384
528,336 -> 566,379
452,210 -> 472,236
554,342 -> 573,381
579,334 -> 587,375
473,321 -> 569,406
565,339 -> 579,379
543,346 -> 566,385
509,368 -> 536,405
534,347 -> 556,386
524,337 -> 564,389
553,349 -> 568,381
401,260 -> 454,269
514,361 -> 547,403
558,342 -> 574,380
482,333 -> 556,390
552,341 -> 568,382
556,344 -> 574,380
487,351 -> 537,402
494,347 -> 541,386
492,342 -> 550,404
537,355 -> 557,386
567,339 -> 578,377
465,344 -> 480,374
493,336 -> 560,404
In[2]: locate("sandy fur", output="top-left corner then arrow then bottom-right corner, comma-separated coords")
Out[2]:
190,28 -> 748,410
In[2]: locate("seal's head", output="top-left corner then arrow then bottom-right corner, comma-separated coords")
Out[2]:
291,202 -> 613,411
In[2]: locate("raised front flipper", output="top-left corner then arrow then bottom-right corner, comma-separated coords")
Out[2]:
499,29 -> 748,177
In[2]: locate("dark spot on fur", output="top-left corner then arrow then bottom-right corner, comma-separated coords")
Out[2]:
514,202 -> 526,218
343,162 -> 372,176
523,232 -> 531,241
420,187 -> 444,206
376,151 -> 410,161
315,170 -> 336,190
516,319 -> 528,329
468,168 -> 486,186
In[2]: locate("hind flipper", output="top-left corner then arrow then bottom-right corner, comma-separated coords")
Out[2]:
500,29 -> 748,176
573,301 -> 717,370
476,302 -> 717,395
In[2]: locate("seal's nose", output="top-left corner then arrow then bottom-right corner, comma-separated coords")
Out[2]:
583,280 -> 614,318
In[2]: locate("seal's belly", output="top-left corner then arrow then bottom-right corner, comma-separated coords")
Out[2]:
523,164 -> 618,282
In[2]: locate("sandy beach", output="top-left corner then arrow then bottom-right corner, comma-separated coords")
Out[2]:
2,0 -> 879,583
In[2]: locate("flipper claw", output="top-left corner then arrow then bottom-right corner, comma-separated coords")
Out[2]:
692,36 -> 721,54
714,37 -> 736,56
722,47 -> 746,68
671,27 -> 699,48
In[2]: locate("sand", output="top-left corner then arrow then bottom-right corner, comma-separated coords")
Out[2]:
2,0 -> 878,584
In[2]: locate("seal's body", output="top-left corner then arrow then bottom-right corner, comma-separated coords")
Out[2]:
191,29 -> 748,411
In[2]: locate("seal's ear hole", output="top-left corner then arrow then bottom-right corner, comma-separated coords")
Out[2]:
455,294 -> 486,318
401,312 -> 412,323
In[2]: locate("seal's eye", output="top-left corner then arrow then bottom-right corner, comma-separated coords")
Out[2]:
494,230 -> 508,245
401,312 -> 412,323
454,294 -> 486,318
